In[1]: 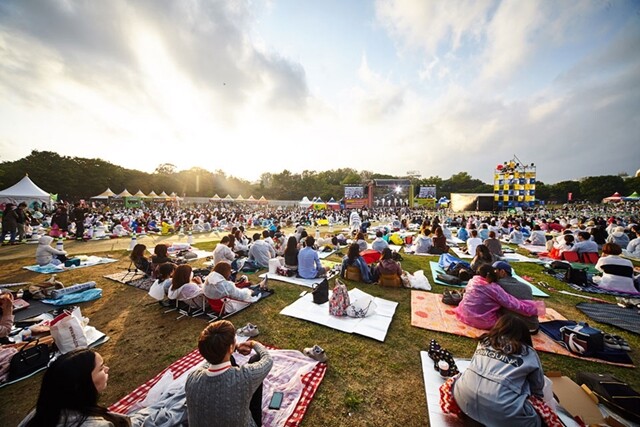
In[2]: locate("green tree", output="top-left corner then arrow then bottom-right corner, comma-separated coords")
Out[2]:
579,175 -> 624,202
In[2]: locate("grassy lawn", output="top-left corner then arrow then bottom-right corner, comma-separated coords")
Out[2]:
0,231 -> 638,426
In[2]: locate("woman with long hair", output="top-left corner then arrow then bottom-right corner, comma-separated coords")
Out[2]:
375,247 -> 403,277
429,226 -> 450,255
283,236 -> 299,271
469,244 -> 494,273
129,243 -> 152,276
447,315 -> 556,426
168,264 -> 205,308
340,243 -> 372,283
204,262 -> 258,314
20,348 -> 129,427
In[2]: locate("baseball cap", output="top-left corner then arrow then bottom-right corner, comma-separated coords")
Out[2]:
492,261 -> 512,275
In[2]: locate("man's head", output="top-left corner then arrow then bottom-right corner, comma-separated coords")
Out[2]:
198,320 -> 236,364
492,261 -> 512,277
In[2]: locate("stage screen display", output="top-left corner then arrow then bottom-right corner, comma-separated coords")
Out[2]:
344,186 -> 364,199
418,186 -> 436,198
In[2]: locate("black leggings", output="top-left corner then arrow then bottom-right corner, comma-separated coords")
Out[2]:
230,354 -> 263,426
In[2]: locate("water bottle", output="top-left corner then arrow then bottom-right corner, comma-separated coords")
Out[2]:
56,238 -> 64,251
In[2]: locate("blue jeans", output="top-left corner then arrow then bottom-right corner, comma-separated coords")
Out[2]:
1,229 -> 16,244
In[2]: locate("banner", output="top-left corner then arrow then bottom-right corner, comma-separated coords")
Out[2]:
568,192 -> 573,202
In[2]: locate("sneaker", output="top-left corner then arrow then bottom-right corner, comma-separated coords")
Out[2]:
303,345 -> 328,363
237,323 -> 260,337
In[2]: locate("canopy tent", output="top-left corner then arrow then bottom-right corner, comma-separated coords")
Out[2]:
147,191 -> 159,198
133,190 -> 148,198
115,189 -> 133,198
623,191 -> 640,201
224,194 -> 234,201
209,194 -> 221,201
258,195 -> 268,204
247,195 -> 256,202
299,196 -> 312,208
158,191 -> 170,198
602,192 -> 623,203
0,174 -> 52,207
236,194 -> 244,201
326,197 -> 340,210
91,188 -> 116,200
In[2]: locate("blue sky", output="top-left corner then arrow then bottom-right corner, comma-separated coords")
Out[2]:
1,0 -> 639,184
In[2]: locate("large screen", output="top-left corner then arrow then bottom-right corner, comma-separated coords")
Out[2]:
344,186 -> 364,199
418,186 -> 436,198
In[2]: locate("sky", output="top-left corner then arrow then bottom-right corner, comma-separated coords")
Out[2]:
1,0 -> 639,185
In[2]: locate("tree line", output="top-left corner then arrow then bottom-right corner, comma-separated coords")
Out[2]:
0,150 -> 638,203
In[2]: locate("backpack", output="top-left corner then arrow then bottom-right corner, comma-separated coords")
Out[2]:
329,279 -> 350,316
564,266 -> 588,286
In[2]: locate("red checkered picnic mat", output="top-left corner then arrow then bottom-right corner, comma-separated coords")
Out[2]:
109,346 -> 327,427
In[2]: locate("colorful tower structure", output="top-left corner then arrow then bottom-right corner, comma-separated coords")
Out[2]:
493,157 -> 536,210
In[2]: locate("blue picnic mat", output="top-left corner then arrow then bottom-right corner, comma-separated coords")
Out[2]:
23,257 -> 117,274
428,261 -> 548,297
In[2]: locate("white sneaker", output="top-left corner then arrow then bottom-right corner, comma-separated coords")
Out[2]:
237,323 -> 259,337
303,345 -> 328,363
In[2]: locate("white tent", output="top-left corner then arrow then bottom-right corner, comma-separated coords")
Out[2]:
0,175 -> 51,206
115,189 -> 133,198
299,196 -> 312,208
91,188 -> 116,200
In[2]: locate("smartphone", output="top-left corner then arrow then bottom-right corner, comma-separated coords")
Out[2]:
268,391 -> 284,410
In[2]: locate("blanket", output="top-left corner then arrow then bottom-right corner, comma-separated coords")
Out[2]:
575,302 -> 640,335
104,271 -> 155,291
518,243 -> 547,254
428,261 -> 548,297
280,288 -> 398,342
410,291 -> 633,367
259,261 -> 339,289
110,346 -> 326,427
23,256 -> 117,274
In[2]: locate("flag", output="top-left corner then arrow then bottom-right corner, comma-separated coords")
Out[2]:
568,192 -> 572,201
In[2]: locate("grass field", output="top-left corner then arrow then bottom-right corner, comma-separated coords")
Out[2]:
0,229 -> 638,426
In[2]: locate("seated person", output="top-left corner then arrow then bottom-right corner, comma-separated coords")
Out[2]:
483,231 -> 503,257
465,229 -> 483,257
151,244 -> 172,276
35,235 -> 68,266
456,265 -> 540,330
449,315 -> 550,427
493,261 -> 539,332
429,226 -> 449,255
456,225 -> 469,242
375,247 -> 403,278
297,236 -> 326,279
572,231 -> 599,254
341,243 -> 372,283
167,264 -> 205,308
130,243 -> 152,276
623,226 -> 640,258
526,225 -> 547,246
213,236 -> 237,266
149,262 -> 177,305
248,233 -> 276,269
548,234 -> 574,259
606,226 -> 630,250
204,262 -> 258,314
414,229 -> 433,254
469,244 -> 495,273
0,292 -> 14,339
355,232 -> 368,252
593,243 -> 637,293
371,231 -> 389,253
508,225 -> 524,244
19,348 -> 129,427
186,321 -> 273,427
283,236 -> 299,272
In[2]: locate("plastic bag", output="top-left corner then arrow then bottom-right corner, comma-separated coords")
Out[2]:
408,270 -> 431,290
148,279 -> 165,301
50,307 -> 88,354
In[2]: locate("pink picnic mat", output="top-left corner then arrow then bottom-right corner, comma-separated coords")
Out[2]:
411,291 -> 634,368
109,346 -> 327,427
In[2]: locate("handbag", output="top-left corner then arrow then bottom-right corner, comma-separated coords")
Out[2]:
7,339 -> 52,381
50,308 -> 88,354
564,267 -> 588,286
560,322 -> 603,356
346,295 -> 377,318
436,273 -> 463,285
311,279 -> 329,304
329,279 -> 351,316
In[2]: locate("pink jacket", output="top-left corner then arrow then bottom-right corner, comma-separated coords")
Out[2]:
456,275 -> 538,330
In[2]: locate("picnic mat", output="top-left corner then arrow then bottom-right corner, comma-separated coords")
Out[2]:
104,271 -> 155,291
23,256 -> 117,274
410,291 -> 633,367
518,243 -> 547,254
419,352 -> 579,427
565,282 -> 640,298
280,288 -> 398,342
259,261 -> 339,289
428,261 -> 548,297
109,345 -> 327,427
576,302 -> 640,335
14,299 -> 56,322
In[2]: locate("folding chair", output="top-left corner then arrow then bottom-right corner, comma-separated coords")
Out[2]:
344,265 -> 362,282
560,251 -> 580,263
206,296 -> 252,322
378,273 -> 402,288
580,252 -> 600,264
121,260 -> 144,283
176,294 -> 209,320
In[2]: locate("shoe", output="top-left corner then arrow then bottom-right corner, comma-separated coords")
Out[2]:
159,299 -> 173,308
237,323 -> 260,337
613,335 -> 631,352
303,345 -> 328,363
604,334 -> 622,350
442,290 -> 462,306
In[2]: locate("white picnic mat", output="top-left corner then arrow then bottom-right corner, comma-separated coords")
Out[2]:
366,243 -> 403,252
450,247 -> 472,259
518,243 -> 547,253
447,237 -> 464,245
259,271 -> 338,288
280,288 -> 398,341
500,253 -> 545,263
420,351 -> 579,427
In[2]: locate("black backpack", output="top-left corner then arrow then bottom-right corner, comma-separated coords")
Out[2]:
564,266 -> 588,286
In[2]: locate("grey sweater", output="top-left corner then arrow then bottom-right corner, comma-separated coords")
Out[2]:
185,343 -> 273,427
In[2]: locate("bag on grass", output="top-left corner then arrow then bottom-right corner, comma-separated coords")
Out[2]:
436,273 -> 463,285
564,267 -> 588,286
50,308 -> 88,354
148,279 -> 166,301
346,295 -> 376,318
559,322 -> 603,356
311,279 -> 329,304
7,340 -> 51,381
408,270 -> 431,290
575,372 -> 640,423
329,279 -> 350,316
